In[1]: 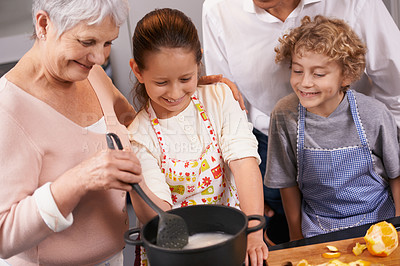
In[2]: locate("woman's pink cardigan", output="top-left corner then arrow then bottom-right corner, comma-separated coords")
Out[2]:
0,66 -> 131,265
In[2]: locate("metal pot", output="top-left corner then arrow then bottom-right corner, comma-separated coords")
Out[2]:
124,205 -> 265,266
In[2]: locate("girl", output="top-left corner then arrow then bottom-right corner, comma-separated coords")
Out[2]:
127,8 -> 268,266
265,15 -> 400,240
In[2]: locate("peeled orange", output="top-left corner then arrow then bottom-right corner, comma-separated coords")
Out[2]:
364,221 -> 398,256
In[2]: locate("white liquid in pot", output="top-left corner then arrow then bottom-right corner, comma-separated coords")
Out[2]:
183,232 -> 233,250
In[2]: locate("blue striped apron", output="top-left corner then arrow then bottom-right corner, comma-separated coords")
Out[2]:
297,90 -> 395,237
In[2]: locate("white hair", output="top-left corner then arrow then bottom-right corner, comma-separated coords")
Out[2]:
32,0 -> 129,37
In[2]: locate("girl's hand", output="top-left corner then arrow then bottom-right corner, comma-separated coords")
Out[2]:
198,74 -> 246,111
245,231 -> 269,266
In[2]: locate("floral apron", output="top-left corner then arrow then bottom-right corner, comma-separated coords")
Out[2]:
138,94 -> 240,265
297,90 -> 395,238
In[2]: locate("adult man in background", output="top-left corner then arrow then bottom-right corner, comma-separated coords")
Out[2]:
202,0 -> 400,244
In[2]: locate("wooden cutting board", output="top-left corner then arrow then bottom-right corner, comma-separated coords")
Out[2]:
266,232 -> 400,265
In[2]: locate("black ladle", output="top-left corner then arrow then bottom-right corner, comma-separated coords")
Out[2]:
106,133 -> 189,249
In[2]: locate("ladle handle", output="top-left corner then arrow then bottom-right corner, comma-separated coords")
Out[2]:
131,183 -> 164,215
105,133 -> 164,215
106,132 -> 123,150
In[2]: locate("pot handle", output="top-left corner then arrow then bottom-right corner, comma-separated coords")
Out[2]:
246,215 -> 266,235
124,227 -> 144,246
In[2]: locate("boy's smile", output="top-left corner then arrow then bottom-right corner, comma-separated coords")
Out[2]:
290,51 -> 350,117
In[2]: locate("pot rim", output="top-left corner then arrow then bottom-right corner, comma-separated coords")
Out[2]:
139,205 -> 250,252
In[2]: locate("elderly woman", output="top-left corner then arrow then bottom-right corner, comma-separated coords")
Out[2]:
0,0 -> 142,265
0,0 -> 236,265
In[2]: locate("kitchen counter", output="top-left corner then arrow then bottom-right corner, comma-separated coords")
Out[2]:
270,216 -> 400,251
267,232 -> 400,265
266,216 -> 400,265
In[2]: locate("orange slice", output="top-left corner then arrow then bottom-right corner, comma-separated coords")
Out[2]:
364,221 -> 398,256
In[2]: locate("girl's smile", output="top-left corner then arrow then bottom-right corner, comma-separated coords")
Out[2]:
131,47 -> 198,119
163,95 -> 185,104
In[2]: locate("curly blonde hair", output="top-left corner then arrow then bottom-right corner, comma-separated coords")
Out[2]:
275,15 -> 366,86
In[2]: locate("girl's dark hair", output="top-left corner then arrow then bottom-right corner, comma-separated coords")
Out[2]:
131,8 -> 202,110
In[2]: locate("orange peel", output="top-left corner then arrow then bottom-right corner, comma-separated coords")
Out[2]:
326,245 -> 339,252
325,259 -> 348,266
296,259 -> 310,266
348,260 -> 372,266
322,251 -> 341,259
352,242 -> 367,256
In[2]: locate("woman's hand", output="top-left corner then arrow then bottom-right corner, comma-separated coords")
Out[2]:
77,149 -> 142,192
51,149 -> 142,217
198,74 -> 246,111
245,231 -> 269,266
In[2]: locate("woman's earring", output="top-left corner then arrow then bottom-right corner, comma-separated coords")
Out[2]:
40,34 -> 46,41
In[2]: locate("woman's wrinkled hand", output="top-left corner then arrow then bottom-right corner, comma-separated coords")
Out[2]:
51,149 -> 143,217
198,74 -> 246,112
77,149 -> 143,193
